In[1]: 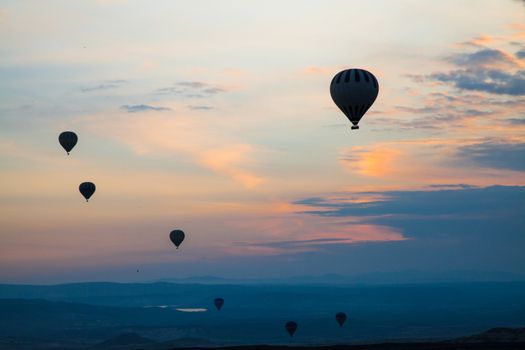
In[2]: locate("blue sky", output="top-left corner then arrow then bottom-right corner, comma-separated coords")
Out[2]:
0,0 -> 524,283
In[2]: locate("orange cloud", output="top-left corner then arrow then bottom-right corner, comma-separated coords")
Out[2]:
458,35 -> 494,48
338,139 -> 525,188
341,146 -> 401,177
471,35 -> 493,45
200,144 -> 264,189
301,66 -> 335,75
510,23 -> 525,40
83,112 -> 266,189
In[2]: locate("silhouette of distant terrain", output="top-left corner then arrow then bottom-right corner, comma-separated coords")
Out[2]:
0,282 -> 524,349
455,327 -> 525,343
167,338 -> 525,350
52,328 -> 525,350
94,332 -> 156,349
4,328 -> 519,350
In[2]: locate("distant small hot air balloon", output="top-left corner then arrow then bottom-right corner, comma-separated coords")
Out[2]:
330,68 -> 379,130
58,131 -> 78,155
336,312 -> 347,327
169,230 -> 185,249
285,321 -> 297,337
214,297 -> 224,311
79,182 -> 96,202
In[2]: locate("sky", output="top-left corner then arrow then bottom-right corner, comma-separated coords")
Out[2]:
1,0 -> 524,284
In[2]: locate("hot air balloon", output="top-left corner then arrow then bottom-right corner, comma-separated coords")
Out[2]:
330,68 -> 379,130
169,229 -> 185,249
285,321 -> 297,337
79,182 -> 96,202
336,312 -> 347,327
58,131 -> 78,155
214,298 -> 224,311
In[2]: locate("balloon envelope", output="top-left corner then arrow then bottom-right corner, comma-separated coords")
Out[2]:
79,182 -> 96,202
285,321 -> 297,337
169,230 -> 185,249
336,312 -> 347,327
214,297 -> 224,311
330,68 -> 379,129
59,131 -> 78,154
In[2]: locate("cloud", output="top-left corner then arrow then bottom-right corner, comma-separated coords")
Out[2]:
188,105 -> 213,111
295,186 -> 525,238
372,87 -> 525,130
84,114 -> 265,189
409,43 -> 525,102
204,195 -> 407,258
460,35 -> 494,47
426,46 -> 525,96
431,69 -> 525,96
428,184 -> 476,189
507,118 -> 525,125
301,66 -> 335,75
455,141 -> 525,171
199,144 -> 264,189
340,145 -> 402,177
447,48 -> 521,69
155,81 -> 227,98
516,49 -> 525,59
389,95 -> 495,129
120,104 -> 170,113
338,140 -> 477,183
391,40 -> 525,130
233,236 -> 398,253
81,80 -> 128,93
337,138 -> 525,187
177,82 -> 207,88
223,214 -> 405,256
289,186 -> 525,274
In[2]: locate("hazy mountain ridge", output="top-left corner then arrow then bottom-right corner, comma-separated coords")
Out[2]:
94,332 -> 156,348
455,328 -> 525,343
3,328 -> 525,350
4,270 -> 525,288
1,282 -> 524,349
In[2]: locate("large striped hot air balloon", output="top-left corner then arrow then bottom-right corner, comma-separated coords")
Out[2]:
330,68 -> 379,130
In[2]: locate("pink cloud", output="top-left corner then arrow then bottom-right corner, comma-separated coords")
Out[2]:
461,35 -> 494,47
83,113 -> 266,189
338,138 -> 525,188
220,205 -> 405,257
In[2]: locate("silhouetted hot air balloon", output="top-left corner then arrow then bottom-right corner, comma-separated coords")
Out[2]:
330,68 -> 379,130
58,131 -> 78,155
214,298 -> 224,311
285,321 -> 297,337
336,312 -> 347,327
169,230 -> 185,249
79,182 -> 96,202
